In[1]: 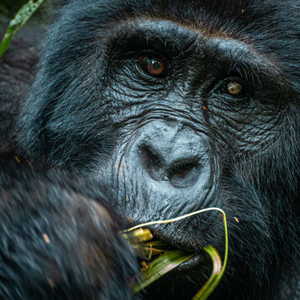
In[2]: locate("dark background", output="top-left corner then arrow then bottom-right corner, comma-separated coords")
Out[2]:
0,0 -> 55,21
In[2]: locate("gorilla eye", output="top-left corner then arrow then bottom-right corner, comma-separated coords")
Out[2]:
138,54 -> 166,77
226,81 -> 243,96
214,79 -> 249,101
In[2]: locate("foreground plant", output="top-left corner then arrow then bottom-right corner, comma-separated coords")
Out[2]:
0,0 -> 45,59
122,208 -> 228,300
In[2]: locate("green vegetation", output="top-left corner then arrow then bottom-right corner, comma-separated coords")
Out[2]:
0,0 -> 45,59
123,208 -> 228,300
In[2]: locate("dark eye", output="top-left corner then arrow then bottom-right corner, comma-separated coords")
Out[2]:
227,81 -> 243,95
137,54 -> 166,77
223,81 -> 246,98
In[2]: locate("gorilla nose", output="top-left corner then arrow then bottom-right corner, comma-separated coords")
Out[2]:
139,144 -> 203,189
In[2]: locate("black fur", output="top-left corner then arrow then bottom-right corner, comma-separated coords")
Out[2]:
0,0 -> 300,299
0,157 -> 138,300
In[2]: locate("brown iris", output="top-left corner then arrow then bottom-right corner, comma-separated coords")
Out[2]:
227,81 -> 243,95
138,54 -> 165,77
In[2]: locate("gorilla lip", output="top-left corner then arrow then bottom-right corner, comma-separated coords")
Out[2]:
175,254 -> 204,271
138,234 -> 206,274
144,232 -> 207,272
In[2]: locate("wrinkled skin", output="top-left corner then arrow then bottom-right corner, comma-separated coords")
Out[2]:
1,0 -> 300,299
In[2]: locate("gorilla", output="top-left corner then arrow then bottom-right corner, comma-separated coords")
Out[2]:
0,0 -> 300,299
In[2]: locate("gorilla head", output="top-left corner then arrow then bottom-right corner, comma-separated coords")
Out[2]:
17,0 -> 300,299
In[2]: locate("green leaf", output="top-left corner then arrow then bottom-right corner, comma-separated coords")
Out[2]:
132,250 -> 195,293
192,245 -> 222,300
0,0 -> 45,59
144,240 -> 170,250
124,207 -> 229,299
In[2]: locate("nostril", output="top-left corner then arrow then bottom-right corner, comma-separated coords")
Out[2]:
140,146 -> 165,180
168,159 -> 200,188
168,159 -> 198,179
169,161 -> 197,178
139,144 -> 202,187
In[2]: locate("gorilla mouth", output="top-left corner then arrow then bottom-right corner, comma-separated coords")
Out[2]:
128,205 -> 228,277
149,233 -> 207,270
133,231 -> 213,298
136,230 -> 208,274
130,207 -> 228,294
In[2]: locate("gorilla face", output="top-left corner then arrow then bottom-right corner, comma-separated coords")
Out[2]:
19,0 -> 300,298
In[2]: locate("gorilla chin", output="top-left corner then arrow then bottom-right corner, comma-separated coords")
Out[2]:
0,0 -> 300,300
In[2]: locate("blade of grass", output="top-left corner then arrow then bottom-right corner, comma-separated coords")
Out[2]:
0,0 -> 45,59
132,250 -> 195,293
138,247 -> 165,257
192,245 -> 222,300
192,212 -> 228,299
145,241 -> 170,250
122,207 -> 229,299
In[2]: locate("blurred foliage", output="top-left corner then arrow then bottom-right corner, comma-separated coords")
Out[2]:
0,0 -> 62,52
0,0 -> 46,58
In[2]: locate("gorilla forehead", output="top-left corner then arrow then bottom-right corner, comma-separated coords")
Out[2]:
66,0 -> 296,37
55,0 -> 299,87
